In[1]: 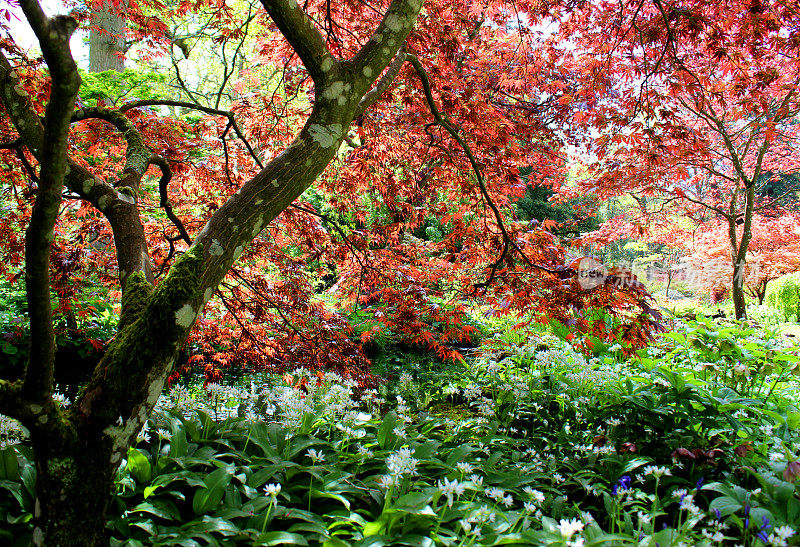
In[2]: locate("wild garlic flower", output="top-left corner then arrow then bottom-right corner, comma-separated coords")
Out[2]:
523,487 -> 546,504
263,483 -> 281,505
484,487 -> 506,502
557,518 -> 584,539
456,461 -> 474,474
643,465 -> 672,478
438,477 -> 466,507
376,474 -> 398,490
398,373 -> 414,391
52,392 -> 71,407
137,421 -> 150,442
468,474 -> 484,488
386,447 -> 418,476
443,384 -> 459,395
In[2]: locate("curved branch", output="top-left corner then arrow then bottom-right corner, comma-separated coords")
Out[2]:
406,53 -> 536,290
73,106 -> 151,183
150,155 -> 192,245
353,46 -> 407,119
1,56 -> 153,288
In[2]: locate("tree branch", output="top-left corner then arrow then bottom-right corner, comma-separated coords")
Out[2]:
17,0 -> 81,402
0,53 -> 154,288
191,0 -> 422,299
72,106 -> 153,186
405,53 -> 536,290
259,0 -> 336,85
353,46 -> 407,119
351,0 -> 422,77
150,155 -> 193,244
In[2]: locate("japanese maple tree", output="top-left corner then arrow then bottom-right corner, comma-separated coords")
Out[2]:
557,0 -> 800,319
0,0 -> 669,543
683,212 -> 800,305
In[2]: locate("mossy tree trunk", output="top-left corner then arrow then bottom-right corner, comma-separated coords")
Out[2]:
0,0 -> 423,543
32,439 -> 116,545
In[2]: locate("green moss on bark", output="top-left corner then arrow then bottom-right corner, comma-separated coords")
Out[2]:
118,271 -> 152,331
35,450 -> 115,546
86,245 -> 204,426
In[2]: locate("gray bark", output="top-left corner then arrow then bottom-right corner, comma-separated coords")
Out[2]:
88,0 -> 127,73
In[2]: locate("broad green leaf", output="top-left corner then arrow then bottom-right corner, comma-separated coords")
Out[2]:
126,448 -> 152,483
182,516 -> 240,537
444,444 -> 474,467
170,427 -> 188,458
130,500 -> 178,520
0,447 -> 19,481
363,520 -> 385,536
392,535 -> 435,546
709,496 -> 742,516
377,412 -> 399,450
0,479 -> 25,508
192,464 -> 234,514
310,488 -> 351,509
254,531 -> 309,546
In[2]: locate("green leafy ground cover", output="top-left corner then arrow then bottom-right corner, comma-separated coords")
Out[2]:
1,317 -> 799,546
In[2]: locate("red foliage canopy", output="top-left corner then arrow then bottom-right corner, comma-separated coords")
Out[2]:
0,0 -> 666,383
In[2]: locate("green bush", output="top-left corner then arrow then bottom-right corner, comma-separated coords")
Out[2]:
0,279 -> 116,396
79,69 -> 167,106
747,304 -> 786,326
765,272 -> 800,321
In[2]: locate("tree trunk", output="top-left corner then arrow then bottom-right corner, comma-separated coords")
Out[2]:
756,279 -> 768,305
732,259 -> 747,320
32,436 -> 115,546
729,182 -> 756,321
89,1 -> 127,73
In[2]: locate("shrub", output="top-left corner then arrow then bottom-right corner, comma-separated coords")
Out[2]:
0,279 -> 116,396
765,272 -> 800,321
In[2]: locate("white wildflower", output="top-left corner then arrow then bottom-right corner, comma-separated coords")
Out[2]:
557,518 -> 584,539
386,447 -> 418,476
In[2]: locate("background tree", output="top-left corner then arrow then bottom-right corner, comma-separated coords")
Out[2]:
88,1 -> 125,72
558,0 -> 800,319
683,212 -> 800,305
